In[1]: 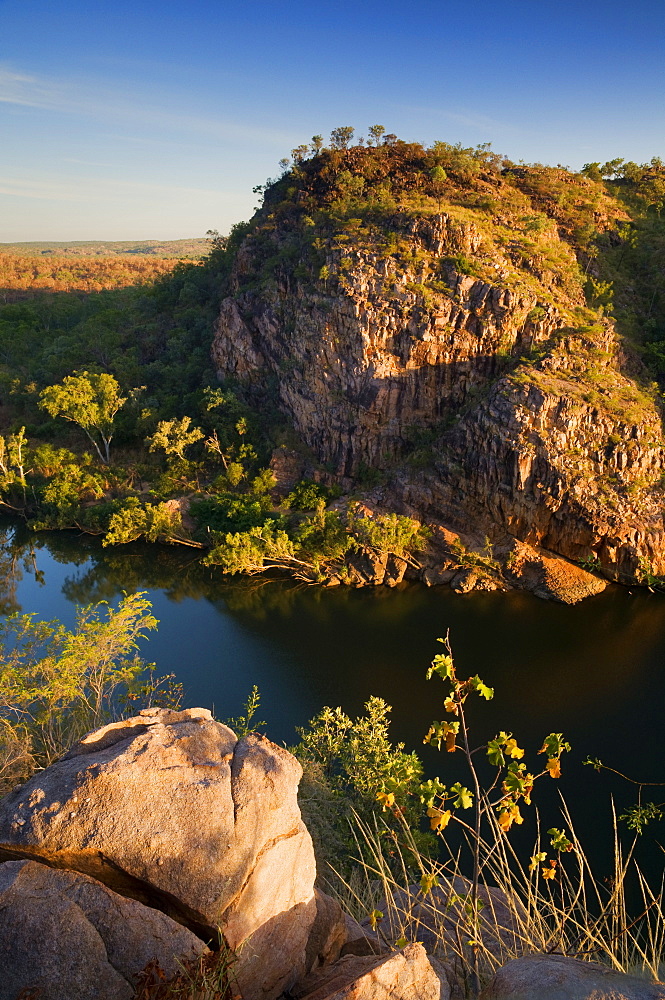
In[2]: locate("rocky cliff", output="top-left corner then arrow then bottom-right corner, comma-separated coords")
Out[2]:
211,142 -> 665,597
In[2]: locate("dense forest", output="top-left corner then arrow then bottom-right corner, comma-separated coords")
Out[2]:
0,238 -> 209,298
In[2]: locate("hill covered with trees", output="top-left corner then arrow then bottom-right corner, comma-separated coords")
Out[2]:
0,130 -> 664,598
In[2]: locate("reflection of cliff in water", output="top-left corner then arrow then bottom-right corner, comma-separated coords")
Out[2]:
1,520 -> 664,891
0,521 -> 46,615
3,521 -> 665,774
5,523 -> 665,740
221,580 -> 665,749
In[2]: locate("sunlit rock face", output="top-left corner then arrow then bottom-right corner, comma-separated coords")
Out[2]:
213,214 -> 563,477
212,209 -> 665,590
0,707 -> 344,1000
0,859 -> 208,1000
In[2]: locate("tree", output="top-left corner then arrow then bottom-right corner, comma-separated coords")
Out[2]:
291,144 -> 309,164
347,506 -> 427,561
601,157 -> 625,178
39,371 -> 126,464
103,498 -> 193,547
430,165 -> 447,209
205,229 -> 227,253
310,135 -> 324,154
0,592 -> 158,765
330,126 -> 355,150
367,125 -> 385,146
147,416 -> 204,462
0,427 -> 28,506
581,162 -> 603,182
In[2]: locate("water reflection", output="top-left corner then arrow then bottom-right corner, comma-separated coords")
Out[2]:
2,519 -> 665,877
0,524 -> 46,615
4,521 -> 665,754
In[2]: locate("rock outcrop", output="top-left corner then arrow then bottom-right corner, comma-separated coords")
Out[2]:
0,707 -> 343,1000
211,160 -> 665,596
4,705 -> 664,1000
212,215 -> 562,478
0,859 -> 207,1000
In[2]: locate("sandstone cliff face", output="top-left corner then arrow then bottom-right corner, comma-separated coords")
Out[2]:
212,209 -> 665,591
400,325 -> 665,583
213,214 -> 564,476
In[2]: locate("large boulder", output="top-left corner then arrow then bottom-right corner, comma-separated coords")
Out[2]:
0,707 -> 340,999
479,953 -> 665,1000
0,858 -> 207,1000
292,942 -> 450,1000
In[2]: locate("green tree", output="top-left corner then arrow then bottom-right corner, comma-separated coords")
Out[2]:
0,427 -> 28,506
581,162 -> 603,182
347,506 -> 427,560
205,229 -> 227,253
367,125 -> 386,146
103,498 -> 189,547
430,165 -> 448,209
147,416 -> 204,462
601,157 -> 625,178
39,371 -> 127,464
330,126 -> 355,149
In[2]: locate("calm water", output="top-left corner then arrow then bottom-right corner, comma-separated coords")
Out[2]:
2,520 -> 665,872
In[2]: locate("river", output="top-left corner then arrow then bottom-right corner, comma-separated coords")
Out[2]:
2,519 -> 664,878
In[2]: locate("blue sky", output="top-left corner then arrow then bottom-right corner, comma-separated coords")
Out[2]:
1,0 -> 664,241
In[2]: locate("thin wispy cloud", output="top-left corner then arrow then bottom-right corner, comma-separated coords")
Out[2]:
0,66 -> 69,110
61,157 -> 116,168
0,62 -> 295,147
0,174 -> 239,203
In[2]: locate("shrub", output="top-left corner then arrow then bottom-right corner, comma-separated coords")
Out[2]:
284,479 -> 335,510
294,697 -> 428,885
0,593 -> 174,776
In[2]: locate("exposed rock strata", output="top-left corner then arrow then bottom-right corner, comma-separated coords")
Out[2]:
0,707 -> 343,1000
212,212 -> 665,594
213,215 -> 562,476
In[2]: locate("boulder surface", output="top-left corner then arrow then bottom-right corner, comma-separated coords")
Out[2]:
0,707 -> 336,999
292,942 -> 450,1000
0,858 -> 207,1000
479,953 -> 665,1000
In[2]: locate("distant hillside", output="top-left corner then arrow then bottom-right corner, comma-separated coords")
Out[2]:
0,238 -> 210,259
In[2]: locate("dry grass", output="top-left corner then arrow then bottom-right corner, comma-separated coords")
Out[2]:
132,948 -> 237,1000
0,718 -> 34,797
327,802 -> 665,996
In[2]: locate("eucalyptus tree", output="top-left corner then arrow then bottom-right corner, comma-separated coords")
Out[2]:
330,126 -> 354,149
39,371 -> 126,464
